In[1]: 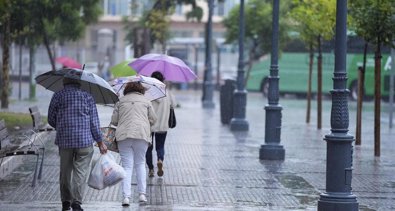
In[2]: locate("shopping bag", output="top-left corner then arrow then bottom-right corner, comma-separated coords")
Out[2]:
96,127 -> 119,152
88,153 -> 126,190
168,107 -> 176,128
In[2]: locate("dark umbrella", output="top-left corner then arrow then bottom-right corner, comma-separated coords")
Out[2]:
35,68 -> 118,104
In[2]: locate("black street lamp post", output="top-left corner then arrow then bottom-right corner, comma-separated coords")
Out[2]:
230,0 -> 249,131
259,0 -> 285,160
195,45 -> 199,90
317,0 -> 359,210
202,0 -> 215,108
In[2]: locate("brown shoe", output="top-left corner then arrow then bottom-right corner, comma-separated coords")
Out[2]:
148,169 -> 154,177
157,160 -> 164,177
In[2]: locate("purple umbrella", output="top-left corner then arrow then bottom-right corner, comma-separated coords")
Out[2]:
128,53 -> 197,82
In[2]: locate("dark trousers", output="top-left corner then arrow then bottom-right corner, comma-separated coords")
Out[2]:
59,146 -> 93,204
146,132 -> 167,170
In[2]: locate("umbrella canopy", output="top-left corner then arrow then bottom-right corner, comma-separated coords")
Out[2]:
109,59 -> 137,78
35,68 -> 118,104
110,75 -> 166,101
128,53 -> 197,82
55,56 -> 82,69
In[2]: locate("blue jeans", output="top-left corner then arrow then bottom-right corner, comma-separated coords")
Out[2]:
145,132 -> 167,170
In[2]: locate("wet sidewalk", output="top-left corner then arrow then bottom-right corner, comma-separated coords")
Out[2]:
0,84 -> 394,211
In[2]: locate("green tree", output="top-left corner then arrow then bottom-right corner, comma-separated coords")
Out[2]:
223,0 -> 291,85
349,0 -> 395,156
27,0 -> 102,70
0,0 -> 30,107
0,0 -> 101,106
0,0 -> 12,108
290,1 -> 317,124
289,0 -> 336,129
123,0 -> 206,57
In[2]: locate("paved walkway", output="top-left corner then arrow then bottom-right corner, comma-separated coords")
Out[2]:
0,83 -> 394,210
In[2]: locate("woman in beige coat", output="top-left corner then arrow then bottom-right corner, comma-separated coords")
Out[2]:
146,71 -> 177,178
110,82 -> 157,206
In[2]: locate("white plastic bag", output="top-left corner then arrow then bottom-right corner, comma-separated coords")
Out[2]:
88,153 -> 126,190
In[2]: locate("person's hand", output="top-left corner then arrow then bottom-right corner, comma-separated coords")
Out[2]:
97,141 -> 108,154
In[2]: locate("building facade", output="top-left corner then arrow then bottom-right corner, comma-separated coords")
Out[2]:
9,0 -> 240,83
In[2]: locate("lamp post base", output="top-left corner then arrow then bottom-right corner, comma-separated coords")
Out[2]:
318,193 -> 358,211
202,81 -> 215,109
202,100 -> 215,108
259,144 -> 285,160
230,118 -> 249,131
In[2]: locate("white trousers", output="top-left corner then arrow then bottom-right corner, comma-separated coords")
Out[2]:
118,138 -> 148,198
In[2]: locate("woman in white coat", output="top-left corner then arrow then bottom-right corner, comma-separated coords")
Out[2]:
146,71 -> 177,178
110,81 -> 157,206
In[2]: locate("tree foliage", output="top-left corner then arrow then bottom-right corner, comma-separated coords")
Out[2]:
223,0 -> 291,59
0,0 -> 101,107
123,0 -> 212,53
2,0 -> 102,47
349,0 -> 395,156
349,0 -> 395,47
290,0 -> 336,46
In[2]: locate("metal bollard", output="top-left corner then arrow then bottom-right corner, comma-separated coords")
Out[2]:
220,79 -> 236,124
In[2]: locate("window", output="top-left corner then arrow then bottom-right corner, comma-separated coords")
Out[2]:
212,32 -> 224,39
91,29 -> 98,48
172,30 -> 193,38
217,1 -> 225,16
112,30 -> 117,49
105,0 -> 130,16
175,4 -> 182,15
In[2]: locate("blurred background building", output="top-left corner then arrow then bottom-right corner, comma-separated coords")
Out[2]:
9,0 -> 241,86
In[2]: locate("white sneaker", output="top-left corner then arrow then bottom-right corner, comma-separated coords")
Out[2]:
138,194 -> 147,203
122,197 -> 130,206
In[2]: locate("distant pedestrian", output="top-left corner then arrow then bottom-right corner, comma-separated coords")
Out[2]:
110,81 -> 157,206
146,71 -> 177,178
48,77 -> 107,211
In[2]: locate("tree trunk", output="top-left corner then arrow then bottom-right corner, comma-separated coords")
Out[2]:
1,16 -> 11,109
19,43 -> 23,100
355,42 -> 368,145
41,23 -> 56,71
29,45 -> 36,100
161,41 -> 166,54
317,36 -> 322,129
306,43 -> 314,124
244,45 -> 257,86
374,41 -> 381,157
217,45 -> 221,90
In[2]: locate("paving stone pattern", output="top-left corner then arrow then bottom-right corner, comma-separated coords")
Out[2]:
0,85 -> 394,210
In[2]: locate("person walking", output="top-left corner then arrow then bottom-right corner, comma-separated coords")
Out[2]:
48,77 -> 107,211
110,81 -> 157,206
146,71 -> 177,178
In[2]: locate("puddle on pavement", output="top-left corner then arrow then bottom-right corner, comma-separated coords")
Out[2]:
358,205 -> 377,211
0,162 -> 35,199
384,181 -> 395,188
276,174 -> 319,206
276,174 -> 382,211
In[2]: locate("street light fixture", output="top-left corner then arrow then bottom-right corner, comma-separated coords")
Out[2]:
259,0 -> 285,160
230,0 -> 249,131
317,0 -> 359,210
202,0 -> 215,108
